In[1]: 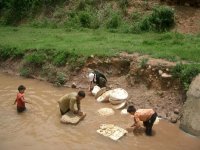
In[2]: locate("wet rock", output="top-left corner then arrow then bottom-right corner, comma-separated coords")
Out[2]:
180,74 -> 200,136
170,114 -> 179,123
158,112 -> 167,119
174,108 -> 179,114
71,83 -> 77,88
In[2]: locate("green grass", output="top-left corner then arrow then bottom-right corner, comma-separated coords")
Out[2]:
0,26 -> 200,62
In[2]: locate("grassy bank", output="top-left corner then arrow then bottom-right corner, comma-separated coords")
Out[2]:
0,26 -> 200,62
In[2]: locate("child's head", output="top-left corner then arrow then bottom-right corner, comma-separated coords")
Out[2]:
18,85 -> 26,93
77,90 -> 86,100
127,105 -> 136,115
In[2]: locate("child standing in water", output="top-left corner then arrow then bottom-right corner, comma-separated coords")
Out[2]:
13,85 -> 31,113
126,105 -> 157,136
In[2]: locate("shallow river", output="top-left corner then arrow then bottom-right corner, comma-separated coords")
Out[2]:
0,72 -> 199,150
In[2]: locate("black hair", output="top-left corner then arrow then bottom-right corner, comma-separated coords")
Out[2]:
78,90 -> 85,98
18,85 -> 26,92
127,105 -> 136,113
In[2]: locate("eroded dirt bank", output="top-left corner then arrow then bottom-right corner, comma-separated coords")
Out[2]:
0,53 -> 185,124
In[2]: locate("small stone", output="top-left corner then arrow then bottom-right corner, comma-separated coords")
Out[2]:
158,70 -> 163,75
170,114 -> 178,123
174,109 -> 179,114
161,73 -> 172,78
71,83 -> 77,88
158,112 -> 167,119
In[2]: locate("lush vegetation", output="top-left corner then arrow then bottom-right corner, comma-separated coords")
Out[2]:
0,0 -> 199,87
172,63 -> 200,90
0,0 -> 175,33
0,27 -> 199,62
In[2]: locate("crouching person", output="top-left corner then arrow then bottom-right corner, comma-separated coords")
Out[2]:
58,91 -> 85,116
126,105 -> 157,136
88,70 -> 107,91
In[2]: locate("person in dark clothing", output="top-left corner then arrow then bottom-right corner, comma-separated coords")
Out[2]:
126,105 -> 157,136
88,70 -> 107,91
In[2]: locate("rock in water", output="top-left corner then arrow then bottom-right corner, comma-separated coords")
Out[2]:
180,74 -> 200,136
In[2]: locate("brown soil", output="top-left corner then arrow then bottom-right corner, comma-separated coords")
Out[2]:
127,0 -> 200,34
174,6 -> 200,34
63,53 -> 184,123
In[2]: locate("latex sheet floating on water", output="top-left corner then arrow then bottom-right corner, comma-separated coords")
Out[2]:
97,124 -> 128,141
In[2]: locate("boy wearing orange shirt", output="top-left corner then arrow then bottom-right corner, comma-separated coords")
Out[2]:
127,105 -> 157,136
14,85 -> 31,113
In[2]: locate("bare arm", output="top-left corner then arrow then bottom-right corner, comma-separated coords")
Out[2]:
13,99 -> 17,105
77,100 -> 80,111
21,97 -> 31,104
133,116 -> 141,128
89,81 -> 93,91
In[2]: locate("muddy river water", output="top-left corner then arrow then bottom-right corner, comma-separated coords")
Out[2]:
0,72 -> 199,150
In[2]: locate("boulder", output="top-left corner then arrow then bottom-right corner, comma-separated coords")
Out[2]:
180,74 -> 200,136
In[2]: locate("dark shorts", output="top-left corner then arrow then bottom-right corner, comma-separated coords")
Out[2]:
17,106 -> 26,113
143,112 -> 157,135
97,77 -> 107,88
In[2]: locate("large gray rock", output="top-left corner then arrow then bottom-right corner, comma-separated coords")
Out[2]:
180,74 -> 200,136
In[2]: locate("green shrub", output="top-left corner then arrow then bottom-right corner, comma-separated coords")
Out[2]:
149,6 -> 175,32
56,72 -> 67,85
106,12 -> 121,29
0,47 -> 24,60
139,16 -> 153,31
139,58 -> 149,68
53,51 -> 80,67
172,63 -> 200,90
79,11 -> 91,28
129,23 -> 142,34
65,12 -> 80,28
53,51 -> 70,66
24,52 -> 46,66
20,68 -> 32,77
0,0 -> 67,25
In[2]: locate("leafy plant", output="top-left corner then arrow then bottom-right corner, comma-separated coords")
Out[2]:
139,58 -> 149,68
56,72 -> 68,85
24,52 -> 46,66
106,12 -> 121,29
172,63 -> 200,91
0,47 -> 24,61
79,11 -> 91,28
149,6 -> 175,32
20,68 -> 32,77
